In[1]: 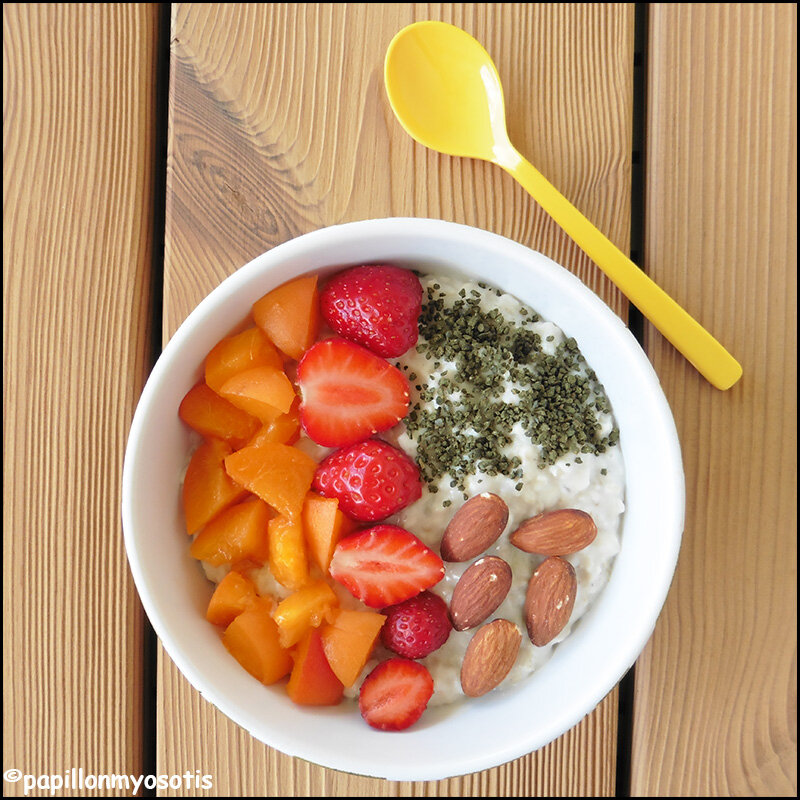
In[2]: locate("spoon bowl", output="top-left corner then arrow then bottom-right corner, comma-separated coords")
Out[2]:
385,21 -> 742,391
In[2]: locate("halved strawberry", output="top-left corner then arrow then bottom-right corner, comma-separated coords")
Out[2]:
359,657 -> 434,731
295,338 -> 410,447
329,525 -> 445,608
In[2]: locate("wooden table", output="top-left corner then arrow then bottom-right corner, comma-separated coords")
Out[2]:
4,4 -> 796,796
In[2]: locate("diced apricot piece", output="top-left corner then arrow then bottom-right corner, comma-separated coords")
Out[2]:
219,365 -> 296,422
287,628 -> 344,706
178,382 -> 261,448
272,579 -> 339,648
222,597 -> 292,685
206,571 -> 258,627
224,442 -> 317,520
247,401 -> 301,447
302,492 -> 357,574
189,497 -> 271,567
252,274 -> 320,361
267,515 -> 309,591
205,326 -> 283,393
183,439 -> 248,535
319,609 -> 386,687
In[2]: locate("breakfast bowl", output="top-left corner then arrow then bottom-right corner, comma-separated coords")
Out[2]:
122,217 -> 684,781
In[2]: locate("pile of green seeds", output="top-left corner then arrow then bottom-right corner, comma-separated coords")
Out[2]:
398,280 -> 619,497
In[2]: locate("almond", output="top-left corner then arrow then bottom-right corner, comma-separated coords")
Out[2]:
440,493 -> 509,562
460,618 -> 521,697
524,556 -> 577,646
449,556 -> 512,631
510,508 -> 597,555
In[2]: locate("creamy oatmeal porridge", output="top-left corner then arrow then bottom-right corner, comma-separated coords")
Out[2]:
199,271 -> 625,708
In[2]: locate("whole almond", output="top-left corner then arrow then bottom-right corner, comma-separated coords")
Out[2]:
510,508 -> 597,555
440,493 -> 509,562
524,556 -> 577,646
460,618 -> 522,697
449,556 -> 512,631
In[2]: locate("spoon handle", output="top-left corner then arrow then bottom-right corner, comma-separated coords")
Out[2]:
501,151 -> 742,390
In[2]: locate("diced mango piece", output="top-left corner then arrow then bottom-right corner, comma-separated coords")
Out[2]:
267,515 -> 309,591
219,365 -> 296,422
222,597 -> 292,685
224,442 -> 317,520
252,274 -> 320,361
302,492 -> 357,574
272,579 -> 339,648
319,609 -> 386,687
287,628 -> 344,706
189,497 -> 271,567
205,326 -> 283,393
206,571 -> 258,627
178,382 -> 261,448
182,439 -> 248,535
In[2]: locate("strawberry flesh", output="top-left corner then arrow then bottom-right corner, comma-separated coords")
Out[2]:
296,338 -> 410,447
358,657 -> 434,731
329,525 -> 444,608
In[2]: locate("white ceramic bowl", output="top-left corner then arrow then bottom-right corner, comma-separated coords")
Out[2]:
122,218 -> 683,781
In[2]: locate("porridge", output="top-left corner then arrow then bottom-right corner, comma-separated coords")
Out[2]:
180,265 -> 625,728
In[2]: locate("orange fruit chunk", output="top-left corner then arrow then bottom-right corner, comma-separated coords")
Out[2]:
287,628 -> 344,706
252,274 -> 320,361
189,497 -> 271,567
267,515 -> 309,591
178,382 -> 260,448
222,597 -> 292,685
205,326 -> 283,394
219,365 -> 296,423
272,579 -> 339,649
246,401 -> 301,447
302,492 -> 357,574
182,439 -> 248,535
224,441 -> 317,520
319,608 -> 386,687
206,570 -> 258,627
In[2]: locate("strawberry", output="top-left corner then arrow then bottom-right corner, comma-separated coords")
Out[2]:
296,338 -> 410,447
312,439 -> 422,521
358,657 -> 434,731
320,265 -> 423,358
381,591 -> 452,659
329,525 -> 445,608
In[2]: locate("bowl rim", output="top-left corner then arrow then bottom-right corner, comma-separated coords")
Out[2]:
122,217 -> 684,781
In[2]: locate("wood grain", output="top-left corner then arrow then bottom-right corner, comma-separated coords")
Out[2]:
631,4 -> 797,796
2,4 -> 160,796
160,3 -> 634,796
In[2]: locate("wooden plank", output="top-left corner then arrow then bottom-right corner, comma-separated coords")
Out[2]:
160,3 -> 634,795
2,3 -> 161,797
632,4 -> 797,796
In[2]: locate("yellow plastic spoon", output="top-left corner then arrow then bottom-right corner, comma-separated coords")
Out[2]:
384,20 -> 742,390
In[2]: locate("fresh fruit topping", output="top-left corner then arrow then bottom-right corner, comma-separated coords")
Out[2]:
460,618 -> 522,697
381,590 -> 452,659
440,492 -> 509,562
178,382 -> 261,449
319,608 -> 387,687
510,508 -> 597,555
189,497 -> 271,567
272,579 -> 339,649
320,265 -> 423,358
205,571 -> 258,627
286,628 -> 345,706
358,657 -> 434,731
449,555 -> 512,631
329,525 -> 445,608
204,325 -> 283,394
252,274 -> 320,361
296,338 -> 411,447
524,555 -> 577,646
312,439 -> 422,521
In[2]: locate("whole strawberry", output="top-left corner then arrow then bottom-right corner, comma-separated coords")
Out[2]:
381,591 -> 452,659
312,439 -> 422,521
320,265 -> 423,358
